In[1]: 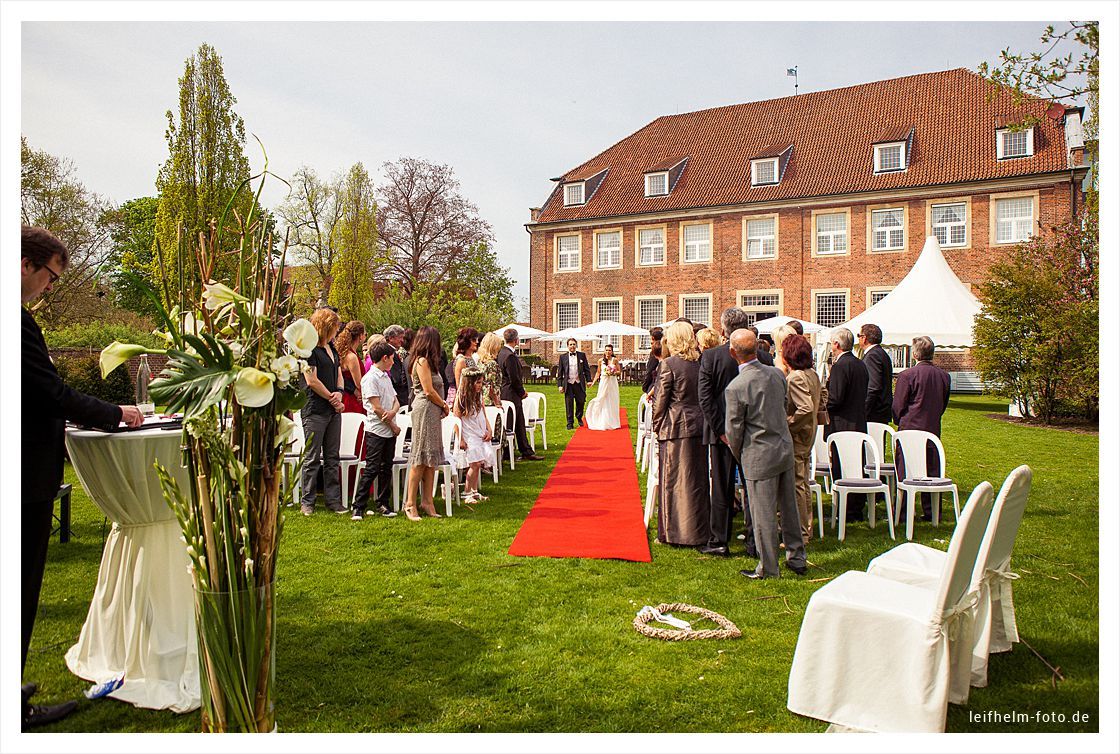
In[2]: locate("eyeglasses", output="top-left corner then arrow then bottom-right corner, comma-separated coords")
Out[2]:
39,262 -> 63,284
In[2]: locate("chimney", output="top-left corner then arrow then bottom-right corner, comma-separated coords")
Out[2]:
529,207 -> 541,222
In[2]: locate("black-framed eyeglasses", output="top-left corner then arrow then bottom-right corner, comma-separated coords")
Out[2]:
39,261 -> 62,284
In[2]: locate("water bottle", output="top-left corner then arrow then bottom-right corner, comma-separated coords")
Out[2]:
136,354 -> 155,417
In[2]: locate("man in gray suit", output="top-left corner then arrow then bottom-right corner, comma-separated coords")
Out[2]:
725,328 -> 807,579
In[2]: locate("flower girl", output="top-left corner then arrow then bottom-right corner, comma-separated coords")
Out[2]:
454,367 -> 493,503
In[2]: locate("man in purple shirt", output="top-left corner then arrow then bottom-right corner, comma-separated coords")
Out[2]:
892,336 -> 952,522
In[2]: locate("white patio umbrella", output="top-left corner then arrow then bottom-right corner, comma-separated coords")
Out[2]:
750,314 -> 828,335
491,323 -> 552,340
539,320 -> 650,341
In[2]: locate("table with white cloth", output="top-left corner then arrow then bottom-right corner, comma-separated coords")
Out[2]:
63,426 -> 200,713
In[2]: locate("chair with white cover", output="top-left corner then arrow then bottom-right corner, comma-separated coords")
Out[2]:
865,421 -> 898,499
389,413 -> 412,511
523,392 -> 548,451
825,431 -> 894,541
812,425 -> 832,494
868,465 -> 1032,692
807,445 -> 826,540
786,480 -> 996,732
500,400 -> 518,471
893,430 -> 960,541
338,412 -> 367,510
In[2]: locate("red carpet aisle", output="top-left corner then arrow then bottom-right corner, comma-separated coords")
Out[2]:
508,410 -> 651,562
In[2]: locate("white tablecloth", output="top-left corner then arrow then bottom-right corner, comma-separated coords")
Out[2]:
63,426 -> 200,713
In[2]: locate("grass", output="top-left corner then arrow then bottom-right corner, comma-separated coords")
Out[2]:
26,388 -> 1098,732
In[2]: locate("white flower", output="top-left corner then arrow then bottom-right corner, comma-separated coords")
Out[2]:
276,414 -> 296,447
233,367 -> 276,408
270,354 -> 299,385
99,341 -> 152,379
283,318 -> 318,358
252,299 -> 267,317
201,281 -> 248,312
230,342 -> 244,359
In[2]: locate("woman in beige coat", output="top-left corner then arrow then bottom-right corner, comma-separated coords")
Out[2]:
651,322 -> 710,546
782,334 -> 822,543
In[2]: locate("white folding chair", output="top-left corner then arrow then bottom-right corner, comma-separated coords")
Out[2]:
808,446 -> 826,540
635,393 -> 652,462
643,436 -> 659,528
894,430 -> 961,541
868,465 -> 1032,692
865,421 -> 898,499
787,481 -> 996,732
283,411 -> 305,507
825,431 -> 894,542
500,400 -> 517,470
481,406 -> 503,484
338,412 -> 366,510
524,391 -> 548,451
390,413 -> 412,511
812,425 -> 832,494
437,414 -> 462,516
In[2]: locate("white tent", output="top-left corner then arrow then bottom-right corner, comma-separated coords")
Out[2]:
540,320 -> 650,341
833,236 -> 982,348
751,315 -> 828,335
491,323 -> 552,340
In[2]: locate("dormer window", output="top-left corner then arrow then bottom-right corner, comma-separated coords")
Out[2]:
751,157 -> 779,186
563,182 -> 585,206
645,171 -> 669,197
874,142 -> 906,173
997,127 -> 1034,159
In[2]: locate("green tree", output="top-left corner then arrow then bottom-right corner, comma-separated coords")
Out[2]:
154,43 -> 253,301
21,136 -> 115,327
276,165 -> 343,306
445,241 -> 516,319
365,282 -> 513,356
104,196 -> 160,315
973,210 -> 1098,423
327,163 -> 381,321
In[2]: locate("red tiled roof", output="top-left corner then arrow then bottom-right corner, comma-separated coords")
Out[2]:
535,69 -> 1070,224
751,142 -> 793,159
645,156 -> 687,173
873,125 -> 913,144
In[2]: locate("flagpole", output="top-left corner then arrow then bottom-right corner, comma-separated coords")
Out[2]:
787,65 -> 799,95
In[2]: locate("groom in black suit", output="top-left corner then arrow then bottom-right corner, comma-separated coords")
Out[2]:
557,338 -> 592,429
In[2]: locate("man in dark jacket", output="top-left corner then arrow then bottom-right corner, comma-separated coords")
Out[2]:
498,328 -> 542,461
641,327 -> 664,395
825,327 -> 869,521
556,338 -> 592,429
21,226 -> 143,728
383,324 -> 410,408
697,307 -> 756,557
893,336 -> 952,522
859,323 -> 893,424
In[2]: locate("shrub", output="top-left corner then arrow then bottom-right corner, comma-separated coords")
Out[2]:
53,351 -> 134,405
45,319 -> 162,350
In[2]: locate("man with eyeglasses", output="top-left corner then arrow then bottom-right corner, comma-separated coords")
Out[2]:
21,226 -> 144,729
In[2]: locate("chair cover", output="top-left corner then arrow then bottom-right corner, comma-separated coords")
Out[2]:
787,481 -> 995,732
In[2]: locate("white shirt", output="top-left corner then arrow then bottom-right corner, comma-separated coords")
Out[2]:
361,365 -> 399,438
566,352 -> 580,383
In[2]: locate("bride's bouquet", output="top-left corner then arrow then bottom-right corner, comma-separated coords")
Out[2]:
603,362 -> 620,377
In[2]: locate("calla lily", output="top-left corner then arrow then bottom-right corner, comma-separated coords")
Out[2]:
283,319 -> 318,358
201,281 -> 248,312
100,341 -> 157,379
233,367 -> 275,408
276,414 -> 296,448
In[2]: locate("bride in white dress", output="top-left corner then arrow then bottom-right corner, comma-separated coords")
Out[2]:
585,344 -> 621,430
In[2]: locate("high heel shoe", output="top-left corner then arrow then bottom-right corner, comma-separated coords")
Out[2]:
403,504 -> 422,522
420,501 -> 442,518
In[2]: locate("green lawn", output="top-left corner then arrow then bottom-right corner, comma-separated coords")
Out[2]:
26,388 -> 1098,732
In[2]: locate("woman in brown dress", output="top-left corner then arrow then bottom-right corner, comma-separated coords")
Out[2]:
783,333 -> 822,543
651,321 -> 710,546
404,326 -> 450,520
475,332 -> 504,408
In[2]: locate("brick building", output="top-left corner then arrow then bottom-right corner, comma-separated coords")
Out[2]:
526,68 -> 1088,363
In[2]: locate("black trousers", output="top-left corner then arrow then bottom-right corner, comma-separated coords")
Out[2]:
352,432 -> 396,513
23,501 -> 53,674
896,441 -> 944,522
507,396 -> 533,456
563,382 -> 586,427
707,442 -> 738,547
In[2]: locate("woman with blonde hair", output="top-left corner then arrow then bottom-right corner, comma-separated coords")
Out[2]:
696,327 -> 721,352
651,321 -> 710,546
475,331 -> 504,408
334,320 -> 367,414
773,323 -> 798,375
300,307 -> 347,515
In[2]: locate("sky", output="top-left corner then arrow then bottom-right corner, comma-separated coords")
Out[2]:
21,19 -> 1072,313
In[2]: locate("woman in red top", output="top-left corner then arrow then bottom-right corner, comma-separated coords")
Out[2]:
335,320 -> 367,414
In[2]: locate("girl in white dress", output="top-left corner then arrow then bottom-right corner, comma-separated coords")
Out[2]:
454,367 -> 492,502
585,344 -> 622,431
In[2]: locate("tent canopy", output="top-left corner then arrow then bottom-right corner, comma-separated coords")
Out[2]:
833,236 -> 982,348
751,315 -> 828,335
540,320 -> 650,341
491,323 -> 552,340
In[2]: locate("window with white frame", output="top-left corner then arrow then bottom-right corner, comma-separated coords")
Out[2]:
739,292 -> 781,325
745,217 -> 776,259
681,296 -> 711,327
995,197 -> 1035,243
871,208 -> 905,251
931,202 -> 967,247
595,231 -> 621,269
595,299 -> 622,351
645,172 -> 668,197
556,235 -> 581,271
751,158 -> 779,186
815,212 -> 848,254
563,182 -> 585,206
874,142 -> 905,173
638,227 -> 665,265
555,301 -> 579,331
869,288 -> 893,306
814,292 -> 848,328
682,223 -> 712,263
997,128 -> 1034,159
636,297 -> 665,350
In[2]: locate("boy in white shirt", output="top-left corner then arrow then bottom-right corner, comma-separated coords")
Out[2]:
351,341 -> 402,519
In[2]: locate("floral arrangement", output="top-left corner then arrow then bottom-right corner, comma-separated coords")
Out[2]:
99,175 -> 310,732
602,361 -> 620,377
